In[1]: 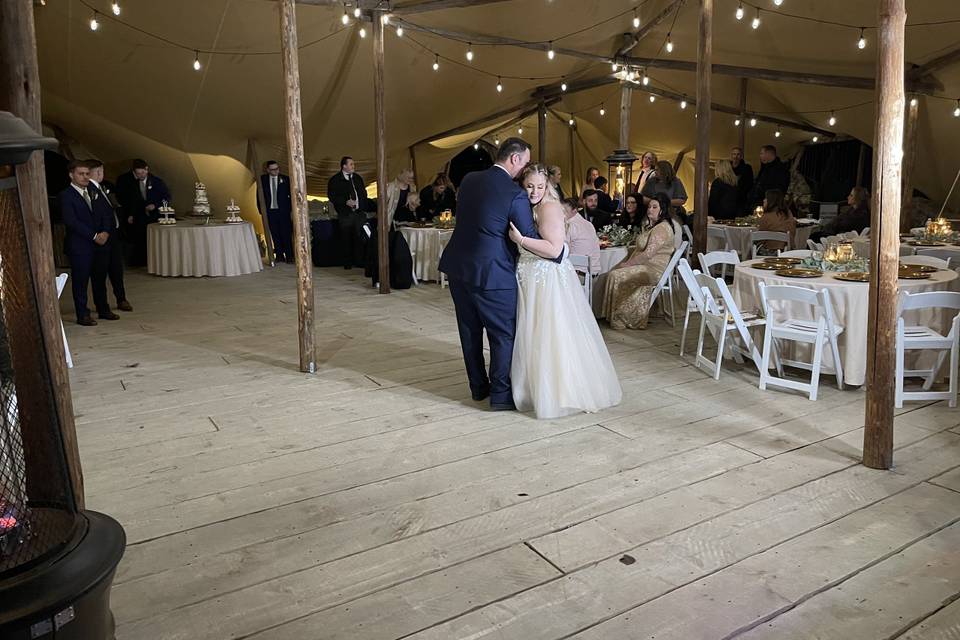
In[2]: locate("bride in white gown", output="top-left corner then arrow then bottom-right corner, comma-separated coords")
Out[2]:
507,164 -> 622,419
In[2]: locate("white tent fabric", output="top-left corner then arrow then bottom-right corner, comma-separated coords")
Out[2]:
33,0 -> 960,236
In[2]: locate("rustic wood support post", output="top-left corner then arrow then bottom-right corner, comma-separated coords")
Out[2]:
900,95 -> 919,232
737,78 -> 747,152
693,0 -> 713,257
568,122 -> 576,197
856,142 -> 867,188
619,82 -> 632,151
373,9 -> 390,294
863,0 -> 906,470
0,0 -> 84,507
537,99 -> 547,164
409,145 -> 418,186
279,0 -> 316,373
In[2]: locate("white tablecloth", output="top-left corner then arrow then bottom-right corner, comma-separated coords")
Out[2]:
852,237 -> 960,260
733,261 -> 959,386
147,222 -> 263,277
399,227 -> 453,282
591,246 -> 629,316
709,223 -> 817,257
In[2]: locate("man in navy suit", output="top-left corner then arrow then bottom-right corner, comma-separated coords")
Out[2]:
327,156 -> 369,269
59,161 -> 118,325
259,160 -> 294,263
116,158 -> 172,266
87,159 -> 133,312
439,138 -> 561,411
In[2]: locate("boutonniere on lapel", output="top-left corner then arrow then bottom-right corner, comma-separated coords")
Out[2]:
147,184 -> 153,190
91,190 -> 99,201
279,178 -> 284,184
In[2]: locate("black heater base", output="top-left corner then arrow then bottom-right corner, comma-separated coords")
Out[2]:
0,510 -> 126,639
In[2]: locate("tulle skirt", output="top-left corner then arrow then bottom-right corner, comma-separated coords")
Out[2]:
512,253 -> 622,419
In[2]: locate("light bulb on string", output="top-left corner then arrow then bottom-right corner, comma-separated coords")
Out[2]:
382,14 -> 389,24
353,6 -> 361,18
752,9 -> 761,29
665,34 -> 674,53
359,27 -> 366,38
569,118 -> 575,127
611,61 -> 618,72
496,77 -> 503,93
910,97 -> 918,107
561,78 -> 567,91
749,117 -> 757,127
111,2 -> 121,16
432,55 -> 439,71
680,98 -> 688,109
734,118 -> 741,127
193,51 -> 201,71
599,104 -> 606,116
812,136 -> 819,142
89,11 -> 99,31
954,100 -> 960,117
773,0 -> 783,5
736,2 -> 744,20
857,28 -> 866,49
642,70 -> 649,86
474,143 -> 479,150
775,126 -> 781,138
466,44 -> 473,61
547,43 -> 555,60
649,94 -> 655,103
633,10 -> 640,29
494,137 -> 500,146
341,10 -> 349,25
518,126 -> 523,134
626,68 -> 635,81
828,111 -> 836,126
396,26 -> 403,36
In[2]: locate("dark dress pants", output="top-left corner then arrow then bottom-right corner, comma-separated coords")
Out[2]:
106,234 -> 126,303
448,279 -> 518,406
268,208 -> 294,262
339,211 -> 366,268
69,249 -> 110,320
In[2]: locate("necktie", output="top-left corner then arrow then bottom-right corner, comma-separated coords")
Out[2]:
270,176 -> 278,209
348,174 -> 358,208
82,188 -> 92,210
139,179 -> 147,200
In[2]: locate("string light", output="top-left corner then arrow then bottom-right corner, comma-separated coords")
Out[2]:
773,0 -> 784,5
396,26 -> 403,37
518,126 -> 523,134
633,10 -> 640,29
466,43 -> 474,61
680,98 -> 688,109
752,8 -> 761,29
474,143 -> 479,150
611,62 -> 618,72
812,136 -> 819,142
569,117 -> 575,126
749,117 -> 757,127
494,137 -> 500,146
432,55 -> 439,71
496,77 -> 503,93
828,111 -> 837,126
382,14 -> 389,25
649,94 -> 656,103
111,2 -> 120,16
736,2 -> 744,20
734,118 -> 741,126
561,78 -> 567,91
547,43 -> 555,60
665,34 -> 674,53
341,9 -> 349,25
359,26 -> 366,38
910,97 -> 918,107
89,10 -> 99,31
193,51 -> 201,71
857,28 -> 866,49
641,69 -> 649,86
626,68 -> 635,81
954,100 -> 960,117
353,6 -> 361,18
775,126 -> 782,137
599,104 -> 606,116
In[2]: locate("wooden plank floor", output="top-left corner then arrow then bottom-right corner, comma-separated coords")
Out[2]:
62,264 -> 960,640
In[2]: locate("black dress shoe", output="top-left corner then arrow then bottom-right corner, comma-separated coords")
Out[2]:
490,402 -> 517,412
77,317 -> 98,326
117,300 -> 133,312
99,312 -> 120,320
471,389 -> 490,402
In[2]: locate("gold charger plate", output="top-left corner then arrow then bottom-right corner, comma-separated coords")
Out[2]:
775,268 -> 823,278
833,272 -> 870,282
900,264 -> 938,273
899,272 -> 932,280
750,261 -> 786,270
908,241 -> 947,247
763,257 -> 801,265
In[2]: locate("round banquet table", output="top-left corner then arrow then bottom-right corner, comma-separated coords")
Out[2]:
591,246 -> 629,317
398,226 -> 454,282
733,261 -> 959,386
708,223 -> 816,257
852,237 -> 960,261
147,221 -> 263,277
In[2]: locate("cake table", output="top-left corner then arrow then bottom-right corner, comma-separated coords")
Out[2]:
147,220 -> 263,277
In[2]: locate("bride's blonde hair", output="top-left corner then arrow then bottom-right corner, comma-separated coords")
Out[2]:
519,163 -> 560,204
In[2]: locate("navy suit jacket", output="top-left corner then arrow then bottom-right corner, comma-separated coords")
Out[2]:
116,171 -> 172,224
438,166 -> 541,290
259,173 -> 292,215
60,185 -> 112,257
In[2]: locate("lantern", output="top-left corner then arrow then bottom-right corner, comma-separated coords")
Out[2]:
604,149 -> 637,210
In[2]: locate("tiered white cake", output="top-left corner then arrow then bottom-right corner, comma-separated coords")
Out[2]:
224,199 -> 243,223
158,201 -> 176,225
191,182 -> 211,217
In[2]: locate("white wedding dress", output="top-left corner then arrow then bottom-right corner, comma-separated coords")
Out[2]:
512,244 -> 622,419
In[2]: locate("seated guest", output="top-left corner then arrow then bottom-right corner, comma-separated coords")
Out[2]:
641,160 -> 688,223
547,165 -> 566,200
594,176 -> 616,213
619,193 -> 644,229
708,159 -> 740,220
603,192 -> 676,330
581,189 -> 611,231
585,166 -> 600,190
417,173 -> 456,221
756,189 -> 796,254
835,186 -> 871,234
385,168 -> 416,227
634,151 -> 658,194
562,197 -> 601,274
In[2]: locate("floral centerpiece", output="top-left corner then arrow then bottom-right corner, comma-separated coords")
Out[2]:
598,224 -> 637,248
914,218 -> 954,243
432,210 -> 456,229
802,241 -> 869,272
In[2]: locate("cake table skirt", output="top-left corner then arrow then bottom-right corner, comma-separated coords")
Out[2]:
147,222 -> 263,277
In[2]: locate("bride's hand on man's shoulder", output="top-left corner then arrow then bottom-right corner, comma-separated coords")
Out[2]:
508,222 -> 523,244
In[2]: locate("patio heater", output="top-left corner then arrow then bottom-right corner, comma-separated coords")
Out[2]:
0,111 -> 125,639
605,149 -> 638,211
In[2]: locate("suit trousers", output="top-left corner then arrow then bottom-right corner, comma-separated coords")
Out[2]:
267,208 -> 294,262
338,211 -> 367,268
69,248 -> 110,320
106,235 -> 126,303
448,279 -> 518,406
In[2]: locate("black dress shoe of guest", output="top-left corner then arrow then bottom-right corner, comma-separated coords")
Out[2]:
99,312 -> 121,320
77,317 -> 98,326
117,300 -> 133,312
471,388 -> 490,402
490,401 -> 517,412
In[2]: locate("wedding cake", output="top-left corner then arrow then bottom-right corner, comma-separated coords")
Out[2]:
224,199 -> 243,223
158,201 -> 176,225
191,182 -> 211,217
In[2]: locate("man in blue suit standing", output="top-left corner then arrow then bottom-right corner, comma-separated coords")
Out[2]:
59,160 -> 117,325
439,138 -> 560,411
259,160 -> 294,263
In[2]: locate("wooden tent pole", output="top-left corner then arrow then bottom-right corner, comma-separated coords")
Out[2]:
0,0 -> 84,508
693,0 -> 713,257
409,146 -> 419,187
737,78 -> 747,152
373,9 -> 390,294
856,142 -> 867,188
568,122 -> 576,198
619,82 -> 632,150
279,0 -> 316,373
863,0 -> 906,470
246,138 -> 276,267
900,96 -> 920,232
537,99 -> 547,164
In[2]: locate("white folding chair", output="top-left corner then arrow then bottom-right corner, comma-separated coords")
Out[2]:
913,249 -> 955,269
750,231 -> 790,258
896,290 -> 960,408
860,227 -> 870,237
698,250 -> 740,281
568,254 -> 594,306
757,282 -> 844,401
807,239 -> 824,252
901,255 -> 950,270
677,258 -> 705,357
695,274 -> 764,380
682,224 -> 694,256
55,273 -> 73,369
900,245 -> 917,257
778,249 -> 812,258
649,241 -> 688,327
707,225 -> 731,254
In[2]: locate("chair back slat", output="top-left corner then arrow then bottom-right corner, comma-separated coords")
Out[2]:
899,290 -> 960,313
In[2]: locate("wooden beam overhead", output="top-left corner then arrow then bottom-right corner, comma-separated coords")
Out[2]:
617,0 -> 684,57
411,97 -> 558,148
908,45 -> 960,79
392,0 -> 515,15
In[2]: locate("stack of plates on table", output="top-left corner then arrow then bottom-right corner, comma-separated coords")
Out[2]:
833,271 -> 870,282
899,263 -> 936,279
775,268 -> 823,278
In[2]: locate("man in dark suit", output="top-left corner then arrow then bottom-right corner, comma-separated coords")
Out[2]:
87,159 -> 133,312
594,176 -> 617,213
749,144 -> 790,208
438,138 -> 562,411
258,160 -> 294,263
327,156 -> 369,269
730,146 -> 754,215
581,189 -> 612,231
59,160 -> 118,325
116,158 -> 171,266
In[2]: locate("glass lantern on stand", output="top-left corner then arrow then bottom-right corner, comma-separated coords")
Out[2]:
605,149 -> 637,218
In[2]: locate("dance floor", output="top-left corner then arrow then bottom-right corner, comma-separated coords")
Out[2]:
65,265 -> 960,640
